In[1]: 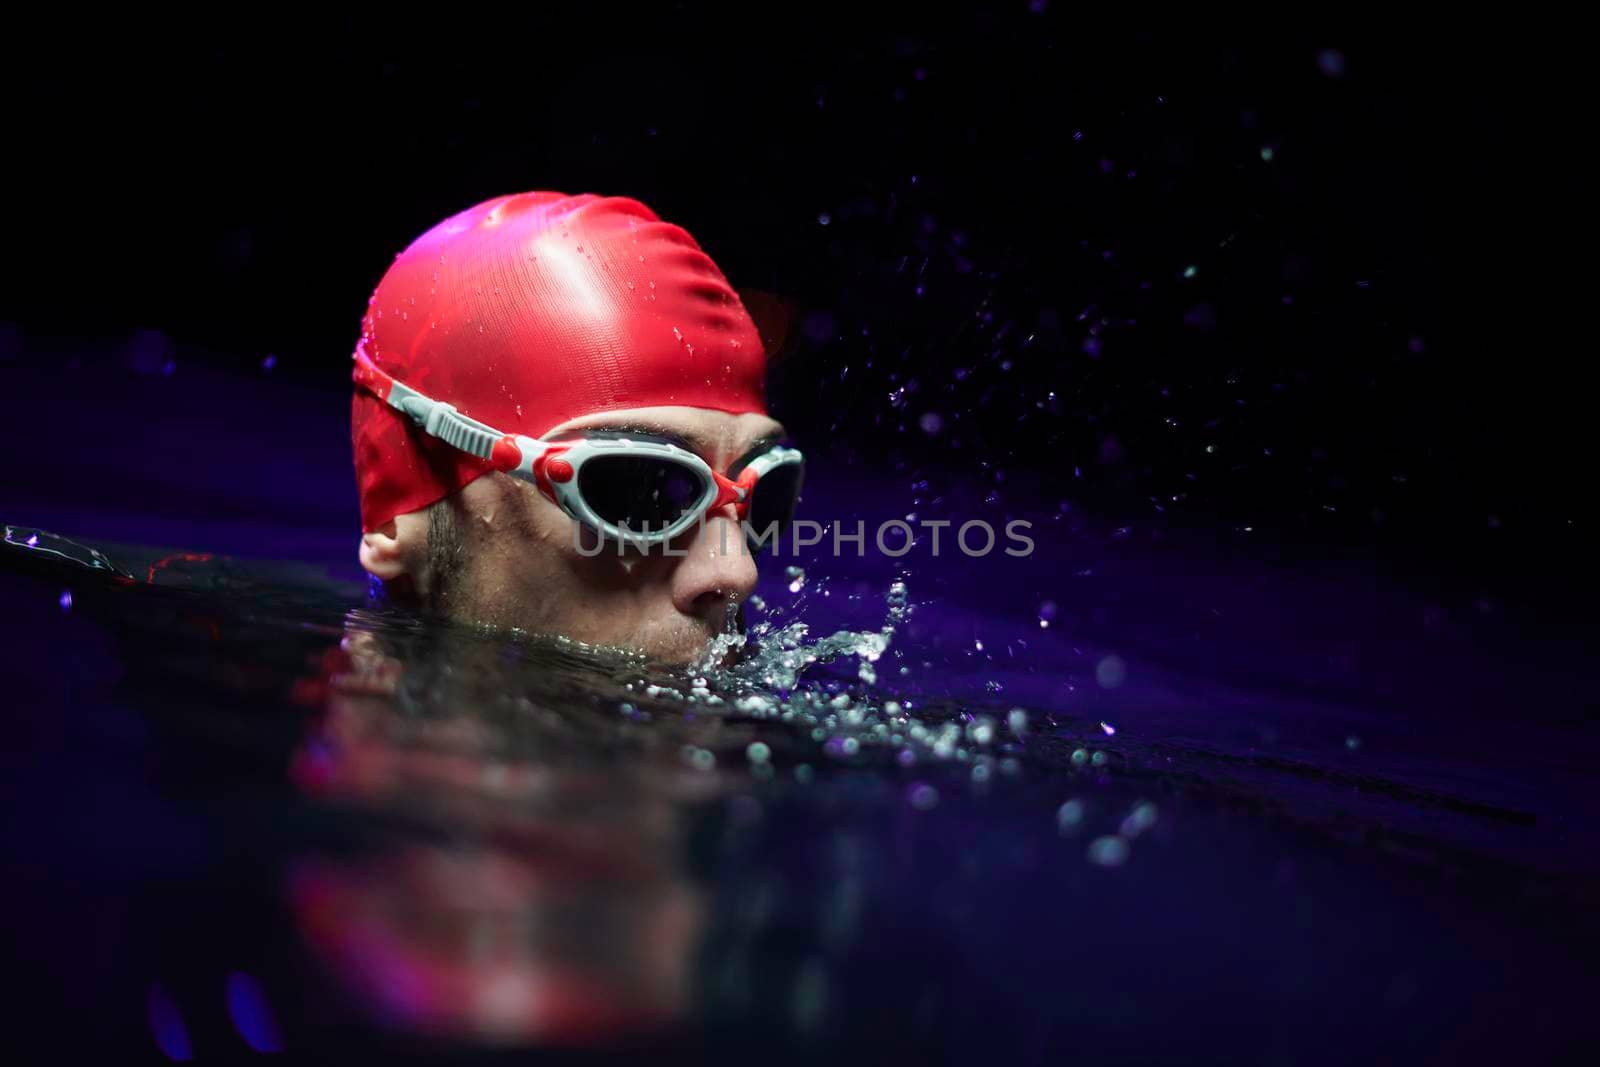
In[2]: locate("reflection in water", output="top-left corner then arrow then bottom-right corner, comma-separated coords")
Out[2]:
286,613 -> 719,1045
5,532 -> 1596,1062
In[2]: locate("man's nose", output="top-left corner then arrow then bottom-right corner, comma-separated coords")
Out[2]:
670,509 -> 758,619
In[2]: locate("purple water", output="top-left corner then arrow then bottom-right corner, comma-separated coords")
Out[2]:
2,359 -> 1597,1064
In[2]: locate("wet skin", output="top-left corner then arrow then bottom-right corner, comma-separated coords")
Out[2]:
359,406 -> 786,664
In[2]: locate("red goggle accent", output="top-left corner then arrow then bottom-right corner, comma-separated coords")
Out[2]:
489,434 -> 522,472
529,444 -> 573,504
711,467 -> 760,519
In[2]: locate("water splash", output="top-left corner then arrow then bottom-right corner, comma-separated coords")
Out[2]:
676,577 -> 1025,775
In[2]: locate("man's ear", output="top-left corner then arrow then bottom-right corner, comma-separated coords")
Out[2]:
359,521 -> 406,580
358,511 -> 429,581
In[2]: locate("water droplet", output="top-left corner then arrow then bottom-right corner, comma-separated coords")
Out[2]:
1095,655 -> 1127,688
1120,801 -> 1158,838
1087,835 -> 1130,867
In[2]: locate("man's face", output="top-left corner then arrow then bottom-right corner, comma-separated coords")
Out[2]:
401,405 -> 786,664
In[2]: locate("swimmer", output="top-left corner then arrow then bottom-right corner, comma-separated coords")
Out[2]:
351,192 -> 803,663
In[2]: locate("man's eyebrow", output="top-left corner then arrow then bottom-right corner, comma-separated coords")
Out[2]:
566,421 -> 704,453
735,430 -> 784,464
556,422 -> 786,463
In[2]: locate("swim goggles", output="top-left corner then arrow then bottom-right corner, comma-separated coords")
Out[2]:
354,350 -> 803,549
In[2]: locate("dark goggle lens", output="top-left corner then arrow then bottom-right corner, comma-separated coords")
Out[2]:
577,455 -> 707,533
744,461 -> 803,550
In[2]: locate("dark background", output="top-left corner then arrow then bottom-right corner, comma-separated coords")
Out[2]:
2,11 -> 1590,604
3,16 -> 1598,1064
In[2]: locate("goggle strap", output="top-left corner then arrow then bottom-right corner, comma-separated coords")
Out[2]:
355,347 -> 510,463
354,346 -> 803,539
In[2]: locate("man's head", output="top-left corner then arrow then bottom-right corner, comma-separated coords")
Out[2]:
351,192 -> 786,663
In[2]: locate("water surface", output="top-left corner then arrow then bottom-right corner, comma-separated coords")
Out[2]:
2,519 -> 1595,1064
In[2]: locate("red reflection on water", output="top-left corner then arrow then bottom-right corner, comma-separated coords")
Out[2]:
284,623 -> 708,1046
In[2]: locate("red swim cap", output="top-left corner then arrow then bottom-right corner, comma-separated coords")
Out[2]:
351,191 -> 769,532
